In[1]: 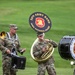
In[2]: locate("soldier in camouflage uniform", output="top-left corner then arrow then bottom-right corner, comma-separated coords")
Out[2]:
0,24 -> 26,75
33,32 -> 58,75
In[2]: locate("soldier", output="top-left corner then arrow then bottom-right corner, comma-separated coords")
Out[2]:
33,32 -> 58,75
0,24 -> 26,75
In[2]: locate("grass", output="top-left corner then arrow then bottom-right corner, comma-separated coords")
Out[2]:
0,0 -> 75,69
17,67 -> 74,75
0,67 -> 74,75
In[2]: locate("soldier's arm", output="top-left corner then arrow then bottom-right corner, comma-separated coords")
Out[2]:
17,47 -> 26,54
0,39 -> 10,53
45,39 -> 58,48
33,45 -> 44,58
49,39 -> 58,48
16,43 -> 22,53
14,35 -> 26,54
15,40 -> 25,54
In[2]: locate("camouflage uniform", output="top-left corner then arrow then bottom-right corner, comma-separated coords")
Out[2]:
0,25 -> 23,75
33,39 -> 57,75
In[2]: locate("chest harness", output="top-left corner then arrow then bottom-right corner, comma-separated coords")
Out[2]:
6,32 -> 18,55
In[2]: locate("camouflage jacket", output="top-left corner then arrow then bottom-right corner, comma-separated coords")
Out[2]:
0,32 -> 23,58
33,39 -> 58,58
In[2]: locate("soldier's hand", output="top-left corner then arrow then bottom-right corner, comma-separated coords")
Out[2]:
20,48 -> 26,54
21,48 -> 26,52
42,47 -> 47,52
6,50 -> 11,54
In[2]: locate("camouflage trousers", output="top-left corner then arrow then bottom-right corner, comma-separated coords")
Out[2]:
2,57 -> 17,75
37,57 -> 56,75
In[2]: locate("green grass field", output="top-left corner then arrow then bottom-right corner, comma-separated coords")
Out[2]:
0,0 -> 75,75
0,67 -> 75,75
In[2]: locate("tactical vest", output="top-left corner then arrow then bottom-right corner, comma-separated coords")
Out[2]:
6,32 -> 19,55
6,32 -> 18,41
